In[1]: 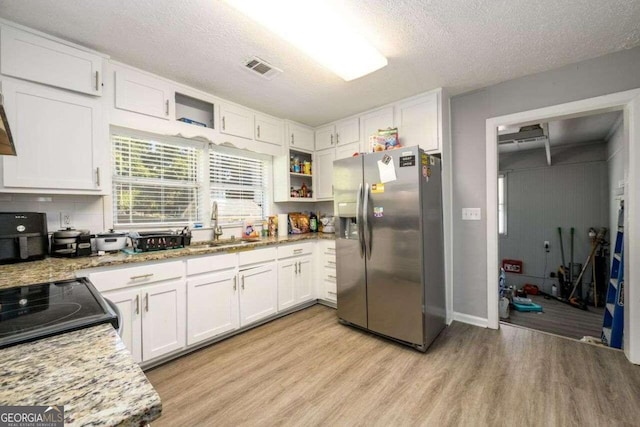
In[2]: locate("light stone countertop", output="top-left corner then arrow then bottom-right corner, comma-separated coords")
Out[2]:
0,232 -> 335,290
0,323 -> 162,427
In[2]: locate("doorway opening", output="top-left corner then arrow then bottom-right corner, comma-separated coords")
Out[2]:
496,111 -> 622,341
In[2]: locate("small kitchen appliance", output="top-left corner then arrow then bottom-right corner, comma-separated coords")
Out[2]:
94,231 -> 128,252
0,212 -> 48,264
0,277 -> 118,348
51,228 -> 92,258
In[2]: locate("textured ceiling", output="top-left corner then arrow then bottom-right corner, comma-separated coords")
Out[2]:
1,0 -> 639,126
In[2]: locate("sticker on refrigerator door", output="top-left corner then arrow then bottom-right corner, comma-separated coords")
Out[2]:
421,153 -> 429,165
399,155 -> 416,167
377,156 -> 397,183
373,207 -> 384,217
422,165 -> 430,181
371,183 -> 384,193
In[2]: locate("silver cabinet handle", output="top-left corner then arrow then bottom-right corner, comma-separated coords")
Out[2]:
222,116 -> 226,130
165,99 -> 169,116
294,262 -> 298,274
298,261 -> 302,273
145,293 -> 149,312
328,275 -> 337,280
95,71 -> 99,91
291,133 -> 294,145
257,125 -> 261,138
241,275 -> 245,290
130,273 -> 153,280
336,133 -> 339,144
293,248 -> 303,254
330,134 -> 334,145
135,294 -> 140,314
95,167 -> 101,187
233,276 -> 237,291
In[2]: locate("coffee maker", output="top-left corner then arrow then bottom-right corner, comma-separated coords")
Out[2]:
51,228 -> 92,258
0,212 -> 49,264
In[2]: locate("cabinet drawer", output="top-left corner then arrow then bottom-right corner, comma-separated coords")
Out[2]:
325,277 -> 337,293
187,253 -> 237,276
238,247 -> 277,267
278,242 -> 314,259
89,260 -> 184,292
320,240 -> 336,255
322,254 -> 337,270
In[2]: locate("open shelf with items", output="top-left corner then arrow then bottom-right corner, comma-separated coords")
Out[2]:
273,148 -> 315,202
175,92 -> 214,129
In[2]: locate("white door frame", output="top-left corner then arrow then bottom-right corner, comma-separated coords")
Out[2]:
486,88 -> 640,363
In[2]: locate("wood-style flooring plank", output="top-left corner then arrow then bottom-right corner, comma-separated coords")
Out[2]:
146,305 -> 640,427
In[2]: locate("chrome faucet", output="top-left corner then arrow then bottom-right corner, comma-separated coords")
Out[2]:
211,201 -> 223,241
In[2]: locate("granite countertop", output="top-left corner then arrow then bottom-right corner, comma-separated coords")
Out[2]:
0,232 -> 335,289
0,323 -> 162,427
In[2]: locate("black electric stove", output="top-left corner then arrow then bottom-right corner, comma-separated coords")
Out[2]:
0,277 -> 118,349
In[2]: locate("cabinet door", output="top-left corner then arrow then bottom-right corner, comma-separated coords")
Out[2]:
115,69 -> 173,120
141,280 -> 186,361
296,255 -> 314,303
220,104 -> 253,139
2,79 -> 103,191
0,26 -> 103,96
187,270 -> 239,345
336,141 -> 360,160
335,118 -> 360,145
239,263 -> 277,326
315,124 -> 335,151
255,114 -> 283,146
396,93 -> 439,152
277,260 -> 296,311
361,107 -> 394,146
103,288 -> 142,363
315,149 -> 336,199
288,123 -> 314,151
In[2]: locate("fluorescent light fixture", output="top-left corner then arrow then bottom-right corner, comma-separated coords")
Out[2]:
225,0 -> 388,81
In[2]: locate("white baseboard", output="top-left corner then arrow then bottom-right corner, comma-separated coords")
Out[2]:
453,312 -> 489,328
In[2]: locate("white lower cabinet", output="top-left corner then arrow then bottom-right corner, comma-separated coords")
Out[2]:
317,240 -> 337,303
239,262 -> 278,326
278,243 -> 315,310
102,287 -> 142,363
187,270 -> 239,345
102,279 -> 186,363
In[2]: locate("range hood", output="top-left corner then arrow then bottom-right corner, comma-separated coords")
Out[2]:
498,124 -> 547,145
0,93 -> 17,156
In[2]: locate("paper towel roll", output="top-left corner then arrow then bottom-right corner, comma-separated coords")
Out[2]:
278,214 -> 289,237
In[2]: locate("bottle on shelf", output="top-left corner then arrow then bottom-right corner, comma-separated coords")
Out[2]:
300,182 -> 308,197
293,155 -> 301,173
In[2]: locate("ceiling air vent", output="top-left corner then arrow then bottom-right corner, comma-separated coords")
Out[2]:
243,56 -> 282,80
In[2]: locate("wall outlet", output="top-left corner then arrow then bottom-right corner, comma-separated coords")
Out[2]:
462,208 -> 481,221
60,212 -> 73,228
544,241 -> 550,252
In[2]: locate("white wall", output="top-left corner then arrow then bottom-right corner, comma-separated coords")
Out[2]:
451,45 -> 640,319
499,143 -> 609,295
607,119 -> 626,247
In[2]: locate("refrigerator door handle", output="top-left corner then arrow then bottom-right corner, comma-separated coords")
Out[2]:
363,183 -> 372,259
356,183 -> 364,257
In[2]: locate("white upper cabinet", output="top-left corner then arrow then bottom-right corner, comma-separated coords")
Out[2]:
335,117 -> 360,145
0,26 -> 103,96
315,149 -> 336,199
287,122 -> 314,152
361,107 -> 394,145
115,69 -> 173,120
1,79 -> 103,191
315,124 -> 335,151
396,92 -> 439,152
255,113 -> 283,146
220,103 -> 254,140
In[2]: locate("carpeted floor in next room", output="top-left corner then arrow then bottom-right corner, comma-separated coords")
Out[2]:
501,294 -> 605,340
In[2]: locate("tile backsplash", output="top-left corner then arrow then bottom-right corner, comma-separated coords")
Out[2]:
0,194 -> 105,234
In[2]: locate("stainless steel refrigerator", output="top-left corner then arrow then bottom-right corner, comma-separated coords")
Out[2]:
333,146 -> 445,351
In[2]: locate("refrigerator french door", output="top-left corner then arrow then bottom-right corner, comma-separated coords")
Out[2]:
334,146 -> 445,351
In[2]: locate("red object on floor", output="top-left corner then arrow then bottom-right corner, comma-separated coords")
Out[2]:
502,259 -> 523,274
523,284 -> 539,295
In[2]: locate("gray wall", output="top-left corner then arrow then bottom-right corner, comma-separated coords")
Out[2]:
451,46 -> 640,319
498,143 -> 609,295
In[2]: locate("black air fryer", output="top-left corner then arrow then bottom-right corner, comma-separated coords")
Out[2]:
0,212 -> 48,264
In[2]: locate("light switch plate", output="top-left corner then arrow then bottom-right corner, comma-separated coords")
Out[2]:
462,208 -> 481,221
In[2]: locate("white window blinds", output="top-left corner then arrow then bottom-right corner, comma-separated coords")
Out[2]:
112,135 -> 200,225
209,149 -> 267,223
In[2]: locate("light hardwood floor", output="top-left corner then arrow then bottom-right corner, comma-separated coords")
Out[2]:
146,305 -> 640,426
